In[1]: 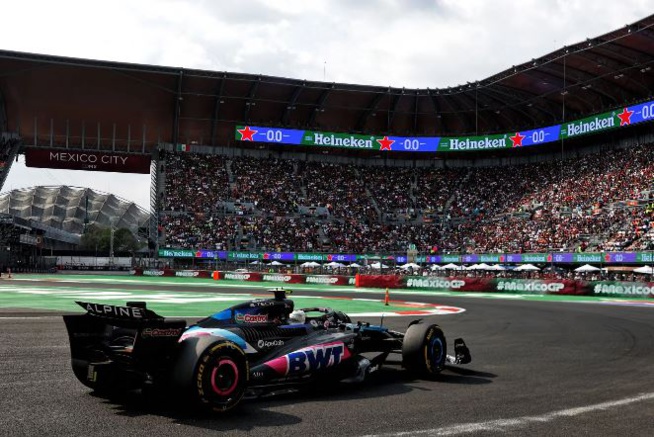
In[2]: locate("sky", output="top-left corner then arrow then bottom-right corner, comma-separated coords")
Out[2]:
1,0 -> 652,211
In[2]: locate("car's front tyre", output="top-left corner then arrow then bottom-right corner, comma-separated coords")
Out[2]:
402,322 -> 447,377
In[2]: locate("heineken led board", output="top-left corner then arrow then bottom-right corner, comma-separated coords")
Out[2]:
236,99 -> 653,153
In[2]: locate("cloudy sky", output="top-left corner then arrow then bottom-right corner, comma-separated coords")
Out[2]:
2,0 -> 652,210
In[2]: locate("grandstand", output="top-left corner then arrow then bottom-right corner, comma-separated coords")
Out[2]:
0,14 -> 653,268
157,143 -> 654,254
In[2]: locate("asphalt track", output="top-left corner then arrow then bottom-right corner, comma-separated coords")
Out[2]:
2,276 -> 654,436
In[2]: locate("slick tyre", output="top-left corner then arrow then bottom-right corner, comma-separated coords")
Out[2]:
402,323 -> 447,378
174,337 -> 249,412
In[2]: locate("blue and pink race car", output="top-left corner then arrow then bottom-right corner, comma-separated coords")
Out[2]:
63,288 -> 471,412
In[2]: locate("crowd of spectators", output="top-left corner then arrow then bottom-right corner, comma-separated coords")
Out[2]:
230,156 -> 302,215
159,143 -> 654,254
299,161 -> 376,220
161,152 -> 229,213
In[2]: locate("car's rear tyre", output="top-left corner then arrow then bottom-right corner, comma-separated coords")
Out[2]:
174,337 -> 249,412
402,323 -> 447,377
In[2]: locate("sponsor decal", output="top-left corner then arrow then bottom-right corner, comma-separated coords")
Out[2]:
262,274 -> 292,282
312,133 -> 374,149
257,339 -> 284,348
265,341 -> 351,375
224,273 -> 251,280
306,276 -> 339,284
235,313 -> 268,324
496,281 -> 565,293
564,114 -> 615,138
593,283 -> 654,296
447,135 -> 507,151
143,269 -> 165,276
84,303 -> 144,318
406,278 -> 466,289
141,327 -> 183,338
249,300 -> 276,307
159,249 -> 195,258
175,270 -> 200,277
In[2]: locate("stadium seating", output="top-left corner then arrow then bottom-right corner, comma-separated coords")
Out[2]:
158,143 -> 654,254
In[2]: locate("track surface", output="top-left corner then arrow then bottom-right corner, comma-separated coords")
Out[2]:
2,278 -> 654,436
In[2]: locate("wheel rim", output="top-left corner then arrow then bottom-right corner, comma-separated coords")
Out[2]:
210,359 -> 239,396
428,336 -> 444,371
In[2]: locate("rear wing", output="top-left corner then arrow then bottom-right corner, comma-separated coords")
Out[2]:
63,301 -> 186,366
74,301 -> 164,326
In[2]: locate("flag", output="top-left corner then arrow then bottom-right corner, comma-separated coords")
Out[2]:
176,144 -> 189,152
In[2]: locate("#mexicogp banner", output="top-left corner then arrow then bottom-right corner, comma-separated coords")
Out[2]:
402,277 -> 582,295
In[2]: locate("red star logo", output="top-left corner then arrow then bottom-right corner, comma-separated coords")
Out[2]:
327,255 -> 333,261
499,256 -> 505,262
617,107 -> 633,126
195,251 -> 203,258
604,253 -> 611,262
546,254 -> 552,263
263,253 -> 270,260
237,126 -> 258,141
376,136 -> 395,151
510,132 -> 525,147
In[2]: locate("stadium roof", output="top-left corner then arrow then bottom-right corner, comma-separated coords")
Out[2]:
0,14 -> 652,150
0,186 -> 150,235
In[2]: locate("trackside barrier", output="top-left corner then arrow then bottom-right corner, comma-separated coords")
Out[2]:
129,270 -> 654,298
131,269 -> 355,286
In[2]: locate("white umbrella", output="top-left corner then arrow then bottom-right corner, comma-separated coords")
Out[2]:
633,266 -> 654,274
400,263 -> 421,269
442,263 -> 463,270
574,264 -> 601,273
269,260 -> 284,266
489,264 -> 506,271
370,262 -> 389,269
325,261 -> 345,268
514,264 -> 541,271
465,264 -> 481,270
348,263 -> 362,268
430,264 -> 442,270
300,261 -> 320,267
250,260 -> 260,265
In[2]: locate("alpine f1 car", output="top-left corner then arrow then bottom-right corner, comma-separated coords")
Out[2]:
63,288 -> 471,412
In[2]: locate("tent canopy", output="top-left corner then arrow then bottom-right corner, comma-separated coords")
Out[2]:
300,261 -> 321,267
574,264 -> 600,272
442,263 -> 464,270
400,263 -> 421,269
325,261 -> 345,268
514,264 -> 540,271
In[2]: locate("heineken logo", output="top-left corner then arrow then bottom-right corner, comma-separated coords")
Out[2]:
565,115 -> 614,137
311,133 -> 374,149
448,136 -> 507,151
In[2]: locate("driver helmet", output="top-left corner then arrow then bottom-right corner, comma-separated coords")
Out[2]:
288,310 -> 306,324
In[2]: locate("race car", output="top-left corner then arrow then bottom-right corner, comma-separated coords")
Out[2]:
63,288 -> 471,412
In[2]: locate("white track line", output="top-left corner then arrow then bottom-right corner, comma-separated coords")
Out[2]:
360,392 -> 654,436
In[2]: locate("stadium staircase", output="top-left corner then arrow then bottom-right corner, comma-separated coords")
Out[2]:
226,159 -> 234,182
